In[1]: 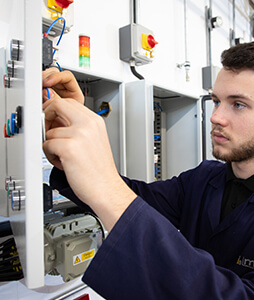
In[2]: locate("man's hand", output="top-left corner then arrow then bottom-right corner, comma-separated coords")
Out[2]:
43,98 -> 136,232
42,67 -> 84,104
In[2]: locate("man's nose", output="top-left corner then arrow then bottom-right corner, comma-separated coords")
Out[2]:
210,104 -> 229,127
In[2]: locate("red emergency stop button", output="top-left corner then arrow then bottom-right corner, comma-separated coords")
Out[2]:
55,0 -> 74,9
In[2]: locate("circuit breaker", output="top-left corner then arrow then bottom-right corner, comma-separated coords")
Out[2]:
119,23 -> 158,66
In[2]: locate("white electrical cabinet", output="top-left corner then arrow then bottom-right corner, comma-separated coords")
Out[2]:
1,0 -> 44,289
125,80 -> 201,182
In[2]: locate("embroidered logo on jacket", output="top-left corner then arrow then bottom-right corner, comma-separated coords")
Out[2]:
237,256 -> 254,270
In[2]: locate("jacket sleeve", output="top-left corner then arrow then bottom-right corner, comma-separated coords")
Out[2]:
49,167 -> 90,210
50,167 -> 185,228
83,197 -> 254,300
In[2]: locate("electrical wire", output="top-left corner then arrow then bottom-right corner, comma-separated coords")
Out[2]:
84,212 -> 106,241
130,65 -> 144,80
43,17 -> 65,73
45,17 -> 66,57
96,108 -> 109,116
44,17 -> 66,100
46,87 -> 51,99
154,101 -> 162,112
0,237 -> 23,281
154,165 -> 161,176
56,61 -> 63,72
44,19 -> 108,116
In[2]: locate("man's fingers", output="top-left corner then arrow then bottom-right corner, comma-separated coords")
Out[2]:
42,67 -> 59,82
42,87 -> 60,102
43,70 -> 78,91
42,68 -> 84,104
43,139 -> 64,170
43,97 -> 94,131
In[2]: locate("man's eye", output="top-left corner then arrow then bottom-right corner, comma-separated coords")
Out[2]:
213,100 -> 220,106
234,102 -> 245,109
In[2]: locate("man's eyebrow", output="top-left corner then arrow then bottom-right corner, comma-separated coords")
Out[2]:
211,92 -> 252,101
210,93 -> 218,99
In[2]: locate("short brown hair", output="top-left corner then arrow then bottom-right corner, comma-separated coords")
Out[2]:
221,42 -> 254,72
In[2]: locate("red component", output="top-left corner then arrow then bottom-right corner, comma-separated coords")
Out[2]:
55,0 -> 74,9
3,123 -> 9,138
79,35 -> 90,47
73,294 -> 90,300
147,34 -> 158,49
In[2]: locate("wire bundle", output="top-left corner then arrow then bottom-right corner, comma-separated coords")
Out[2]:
0,237 -> 23,281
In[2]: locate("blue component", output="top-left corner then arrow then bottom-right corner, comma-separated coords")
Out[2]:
10,113 -> 18,134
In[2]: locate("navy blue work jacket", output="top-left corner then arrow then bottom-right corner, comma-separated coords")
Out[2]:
50,160 -> 254,299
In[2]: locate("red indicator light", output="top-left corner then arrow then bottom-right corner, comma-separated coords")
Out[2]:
55,0 -> 74,9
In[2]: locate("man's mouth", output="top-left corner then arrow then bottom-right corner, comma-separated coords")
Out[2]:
211,130 -> 230,144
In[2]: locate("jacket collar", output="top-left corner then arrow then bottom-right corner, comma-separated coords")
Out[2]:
207,163 -> 254,234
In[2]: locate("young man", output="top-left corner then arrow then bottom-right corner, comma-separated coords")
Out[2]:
43,42 -> 254,299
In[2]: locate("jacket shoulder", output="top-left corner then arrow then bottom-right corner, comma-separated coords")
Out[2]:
180,160 -> 226,186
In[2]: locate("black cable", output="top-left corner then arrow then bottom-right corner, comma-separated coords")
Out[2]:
85,212 -> 106,241
0,239 -> 15,250
0,221 -> 13,238
130,65 -> 144,80
0,236 -> 24,281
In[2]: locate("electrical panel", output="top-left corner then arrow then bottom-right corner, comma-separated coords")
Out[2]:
0,1 -> 125,296
119,23 -> 158,66
1,0 -> 44,289
125,80 -> 201,182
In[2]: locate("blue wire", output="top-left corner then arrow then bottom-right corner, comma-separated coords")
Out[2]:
56,61 -> 63,72
46,87 -> 51,99
44,18 -> 65,100
46,17 -> 66,57
154,101 -> 162,111
154,165 -> 161,176
96,108 -> 109,115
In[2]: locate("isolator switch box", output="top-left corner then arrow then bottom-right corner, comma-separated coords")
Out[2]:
202,65 -> 221,91
119,23 -> 158,66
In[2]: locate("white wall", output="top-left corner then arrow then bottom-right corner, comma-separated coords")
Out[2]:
0,0 -> 252,98
54,0 -> 252,98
